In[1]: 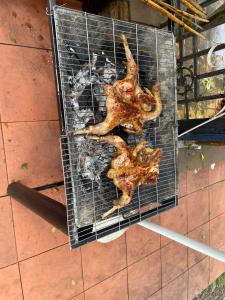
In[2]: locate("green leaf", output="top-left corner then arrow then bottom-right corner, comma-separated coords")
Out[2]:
21,162 -> 29,170
202,78 -> 211,91
200,153 -> 205,161
211,280 -> 217,292
10,36 -> 17,44
219,272 -> 225,285
206,81 -> 211,91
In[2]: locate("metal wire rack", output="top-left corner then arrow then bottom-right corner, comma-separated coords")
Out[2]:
49,4 -> 178,248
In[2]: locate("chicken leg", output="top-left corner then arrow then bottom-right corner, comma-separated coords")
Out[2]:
89,135 -> 163,219
112,33 -> 137,102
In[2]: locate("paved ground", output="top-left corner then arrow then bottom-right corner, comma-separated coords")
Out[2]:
0,1 -> 225,299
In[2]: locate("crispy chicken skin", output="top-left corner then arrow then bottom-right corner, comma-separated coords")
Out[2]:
89,135 -> 163,219
68,34 -> 162,136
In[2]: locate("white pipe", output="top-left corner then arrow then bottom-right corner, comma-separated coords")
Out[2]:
178,110 -> 225,138
139,220 -> 225,263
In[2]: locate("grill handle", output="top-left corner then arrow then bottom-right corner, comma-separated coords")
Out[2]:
8,182 -> 68,235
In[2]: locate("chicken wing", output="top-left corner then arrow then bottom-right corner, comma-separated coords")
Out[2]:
89,135 -> 163,219
68,34 -> 162,136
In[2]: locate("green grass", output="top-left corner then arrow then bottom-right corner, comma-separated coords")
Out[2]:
218,272 -> 225,285
194,272 -> 225,300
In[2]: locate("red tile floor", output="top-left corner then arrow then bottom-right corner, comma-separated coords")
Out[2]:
0,1 -> 225,299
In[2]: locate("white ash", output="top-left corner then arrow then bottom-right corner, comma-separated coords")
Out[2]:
92,53 -> 98,70
67,54 -> 97,130
70,100 -> 94,130
69,47 -> 75,53
81,156 -> 96,180
69,53 -> 98,104
103,62 -> 117,82
76,138 -> 113,184
94,62 -> 117,112
68,55 -> 116,126
67,53 -> 117,182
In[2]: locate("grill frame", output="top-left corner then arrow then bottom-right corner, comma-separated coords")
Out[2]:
49,2 -> 178,248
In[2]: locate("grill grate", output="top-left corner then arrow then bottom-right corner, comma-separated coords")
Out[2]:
50,5 -> 178,248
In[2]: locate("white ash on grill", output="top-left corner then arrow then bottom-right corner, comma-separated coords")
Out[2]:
56,10 -> 177,229
61,48 -> 159,225
57,21 -> 126,225
65,52 -> 118,183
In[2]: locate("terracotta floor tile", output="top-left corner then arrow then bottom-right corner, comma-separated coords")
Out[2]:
162,271 -> 188,300
0,45 -> 58,122
85,270 -> 128,300
82,235 -> 126,289
160,197 -> 187,246
0,264 -> 23,300
11,189 -> 67,260
161,241 -> 187,286
0,126 -> 8,197
188,223 -> 209,268
0,196 -> 17,269
187,167 -> 209,194
186,189 -> 209,232
126,218 -> 160,265
128,250 -> 161,300
209,181 -> 225,219
0,0 -> 51,48
178,172 -> 187,198
209,160 -> 225,185
209,244 -> 225,283
70,293 -> 84,300
2,121 -> 63,187
20,245 -> 83,300
150,214 -> 160,223
41,185 -> 66,205
188,258 -> 209,300
210,213 -> 225,248
146,290 -> 162,300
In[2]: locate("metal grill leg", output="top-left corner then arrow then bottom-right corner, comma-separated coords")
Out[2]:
8,182 -> 68,235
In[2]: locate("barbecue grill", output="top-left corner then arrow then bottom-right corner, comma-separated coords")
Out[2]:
49,2 -> 178,248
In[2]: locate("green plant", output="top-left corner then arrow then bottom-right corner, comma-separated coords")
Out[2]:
21,162 -> 29,170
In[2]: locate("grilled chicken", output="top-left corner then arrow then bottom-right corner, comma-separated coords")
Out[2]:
68,34 -> 162,136
112,33 -> 137,103
89,135 -> 163,219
